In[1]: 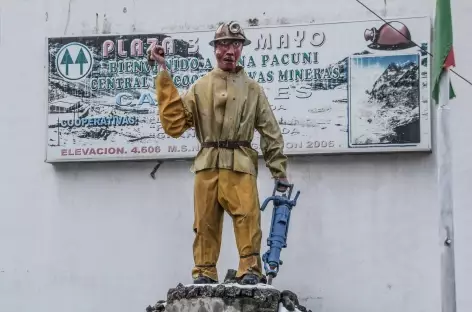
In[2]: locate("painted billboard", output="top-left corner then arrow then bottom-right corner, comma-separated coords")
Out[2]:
45,16 -> 431,162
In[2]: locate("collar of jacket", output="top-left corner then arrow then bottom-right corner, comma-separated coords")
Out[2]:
211,65 -> 245,78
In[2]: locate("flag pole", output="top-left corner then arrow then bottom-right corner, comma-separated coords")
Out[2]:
437,68 -> 457,312
432,0 -> 457,309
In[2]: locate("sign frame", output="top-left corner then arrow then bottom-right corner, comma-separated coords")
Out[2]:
44,15 -> 433,163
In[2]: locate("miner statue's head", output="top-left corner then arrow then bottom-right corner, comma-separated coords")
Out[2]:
209,21 -> 251,72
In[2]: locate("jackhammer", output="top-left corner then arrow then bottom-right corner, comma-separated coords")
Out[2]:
260,180 -> 301,285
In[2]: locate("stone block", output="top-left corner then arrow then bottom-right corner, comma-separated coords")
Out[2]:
162,283 -> 281,312
146,271 -> 313,312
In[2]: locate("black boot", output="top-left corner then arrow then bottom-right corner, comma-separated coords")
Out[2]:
260,275 -> 267,284
193,275 -> 218,284
238,273 -> 261,285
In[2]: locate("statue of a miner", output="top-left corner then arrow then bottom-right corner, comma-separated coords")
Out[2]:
148,21 -> 289,285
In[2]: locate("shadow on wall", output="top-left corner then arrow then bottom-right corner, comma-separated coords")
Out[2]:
51,158 -> 192,176
287,151 -> 433,169
50,151 -> 435,179
49,159 -> 196,199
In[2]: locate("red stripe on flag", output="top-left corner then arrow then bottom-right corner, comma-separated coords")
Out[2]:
444,47 -> 456,69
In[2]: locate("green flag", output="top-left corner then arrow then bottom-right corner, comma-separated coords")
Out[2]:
432,0 -> 456,102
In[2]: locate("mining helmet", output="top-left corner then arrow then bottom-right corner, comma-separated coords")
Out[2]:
209,21 -> 251,47
364,21 -> 415,50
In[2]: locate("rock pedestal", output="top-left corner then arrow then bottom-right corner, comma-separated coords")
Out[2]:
146,271 -> 312,312
152,283 -> 280,312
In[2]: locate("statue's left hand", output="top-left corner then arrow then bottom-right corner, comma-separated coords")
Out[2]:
276,177 -> 290,192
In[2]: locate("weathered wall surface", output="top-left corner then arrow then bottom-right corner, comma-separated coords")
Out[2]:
0,0 -> 471,312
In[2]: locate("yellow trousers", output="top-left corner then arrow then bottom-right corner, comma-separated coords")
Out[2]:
191,168 -> 263,281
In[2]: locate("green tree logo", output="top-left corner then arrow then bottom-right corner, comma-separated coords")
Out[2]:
60,49 -> 74,76
56,43 -> 93,81
75,48 -> 88,75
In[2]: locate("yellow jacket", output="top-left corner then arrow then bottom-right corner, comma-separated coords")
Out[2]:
155,66 -> 287,178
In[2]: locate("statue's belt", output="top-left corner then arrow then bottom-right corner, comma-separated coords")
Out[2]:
201,141 -> 251,149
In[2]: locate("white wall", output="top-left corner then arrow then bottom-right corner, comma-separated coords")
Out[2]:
0,0 -> 471,312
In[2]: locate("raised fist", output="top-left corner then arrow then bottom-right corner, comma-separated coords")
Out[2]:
147,45 -> 166,67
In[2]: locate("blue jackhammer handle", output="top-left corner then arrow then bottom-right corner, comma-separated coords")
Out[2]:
260,196 -> 276,211
293,191 -> 301,205
260,191 -> 301,212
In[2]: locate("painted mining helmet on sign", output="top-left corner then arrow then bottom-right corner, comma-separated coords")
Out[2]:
364,21 -> 415,50
209,21 -> 251,46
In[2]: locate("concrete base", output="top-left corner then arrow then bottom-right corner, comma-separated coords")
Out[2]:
146,274 -> 312,312
162,283 -> 281,312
